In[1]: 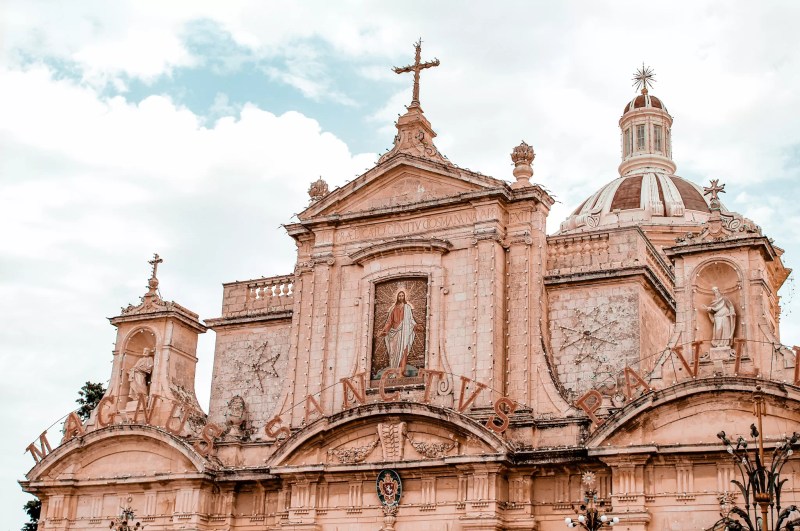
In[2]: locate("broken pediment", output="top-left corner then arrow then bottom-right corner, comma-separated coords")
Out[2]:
299,157 -> 507,221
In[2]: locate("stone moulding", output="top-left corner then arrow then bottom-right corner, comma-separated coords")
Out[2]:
349,237 -> 452,265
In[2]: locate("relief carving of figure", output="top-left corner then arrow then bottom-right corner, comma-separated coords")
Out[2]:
128,347 -> 155,399
378,291 -> 421,377
706,287 -> 737,348
224,395 -> 249,440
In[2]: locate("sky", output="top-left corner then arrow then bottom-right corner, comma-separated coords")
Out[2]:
2,0 -> 800,526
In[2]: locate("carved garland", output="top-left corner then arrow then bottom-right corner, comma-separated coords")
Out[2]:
328,439 -> 379,464
406,433 -> 458,459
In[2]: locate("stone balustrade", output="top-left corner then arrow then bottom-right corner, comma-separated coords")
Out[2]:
221,274 -> 294,318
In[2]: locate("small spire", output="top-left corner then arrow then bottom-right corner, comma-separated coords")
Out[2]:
146,253 -> 163,297
510,141 -> 535,189
632,63 -> 656,94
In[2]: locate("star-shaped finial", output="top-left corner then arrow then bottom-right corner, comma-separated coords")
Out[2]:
633,63 -> 656,94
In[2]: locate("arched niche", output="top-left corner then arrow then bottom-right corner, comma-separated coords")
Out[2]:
691,259 -> 742,349
119,327 -> 157,402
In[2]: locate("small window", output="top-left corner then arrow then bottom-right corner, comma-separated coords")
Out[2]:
636,124 -> 646,150
624,128 -> 632,157
653,125 -> 663,152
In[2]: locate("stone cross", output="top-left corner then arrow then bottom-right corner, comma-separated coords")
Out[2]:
703,179 -> 726,202
148,253 -> 163,279
392,39 -> 440,106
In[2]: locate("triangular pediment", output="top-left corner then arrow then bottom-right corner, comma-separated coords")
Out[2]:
299,154 -> 507,220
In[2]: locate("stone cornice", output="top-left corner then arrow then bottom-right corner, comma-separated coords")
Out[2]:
544,265 -> 676,314
205,310 -> 293,329
109,308 -> 207,334
349,237 -> 452,265
665,234 -> 779,261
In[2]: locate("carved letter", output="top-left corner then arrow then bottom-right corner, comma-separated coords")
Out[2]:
734,339 -> 759,377
193,423 -> 223,457
456,376 -> 487,413
304,394 -> 324,425
485,397 -> 517,433
26,431 -> 52,463
341,372 -> 367,409
96,395 -> 116,427
264,416 -> 290,439
623,367 -> 650,399
576,389 -> 604,426
61,412 -> 85,443
419,369 -> 444,404
379,368 -> 401,401
164,401 -> 191,435
133,394 -> 160,425
672,342 -> 701,378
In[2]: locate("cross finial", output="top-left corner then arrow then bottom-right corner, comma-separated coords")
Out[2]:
633,63 -> 656,94
148,253 -> 163,280
392,39 -> 440,107
703,179 -> 726,210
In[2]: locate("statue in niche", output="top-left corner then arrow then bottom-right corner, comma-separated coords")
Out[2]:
224,395 -> 249,439
128,347 -> 155,399
706,287 -> 737,348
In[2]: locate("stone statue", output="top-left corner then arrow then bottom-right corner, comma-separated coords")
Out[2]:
128,348 -> 155,400
706,287 -> 737,348
225,395 -> 249,439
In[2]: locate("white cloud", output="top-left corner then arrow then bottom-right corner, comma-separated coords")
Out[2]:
0,63 -> 375,523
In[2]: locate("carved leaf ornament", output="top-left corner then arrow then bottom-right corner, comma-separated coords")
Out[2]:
376,469 -> 403,507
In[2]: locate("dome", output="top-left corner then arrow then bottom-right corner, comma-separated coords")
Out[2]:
622,92 -> 667,115
559,171 -> 722,233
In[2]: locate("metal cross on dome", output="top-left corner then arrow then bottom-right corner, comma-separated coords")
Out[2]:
392,39 -> 440,107
632,63 -> 656,93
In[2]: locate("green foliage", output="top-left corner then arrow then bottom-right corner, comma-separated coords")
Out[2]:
76,381 -> 106,421
22,498 -> 40,531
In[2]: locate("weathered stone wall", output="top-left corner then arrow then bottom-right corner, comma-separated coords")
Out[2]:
207,320 -> 291,431
547,282 -> 641,399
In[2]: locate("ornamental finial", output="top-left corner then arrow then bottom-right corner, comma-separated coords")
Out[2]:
633,63 -> 656,94
308,176 -> 329,203
510,141 -> 535,189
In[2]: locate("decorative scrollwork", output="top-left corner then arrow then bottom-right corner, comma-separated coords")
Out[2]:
406,433 -> 457,458
328,439 -> 379,464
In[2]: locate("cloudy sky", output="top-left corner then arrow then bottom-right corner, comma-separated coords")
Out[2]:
2,0 -> 800,525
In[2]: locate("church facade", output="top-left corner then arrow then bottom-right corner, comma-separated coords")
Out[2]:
21,48 -> 800,531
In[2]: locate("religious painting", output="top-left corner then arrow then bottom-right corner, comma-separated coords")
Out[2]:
371,277 -> 428,380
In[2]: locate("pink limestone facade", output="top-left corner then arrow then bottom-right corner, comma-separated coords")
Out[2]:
21,57 -> 800,531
